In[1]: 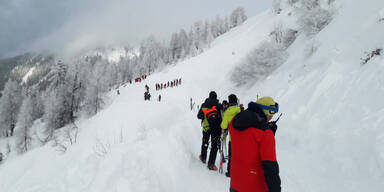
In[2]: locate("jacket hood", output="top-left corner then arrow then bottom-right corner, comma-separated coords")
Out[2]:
203,98 -> 220,109
209,91 -> 217,100
232,103 -> 267,131
247,101 -> 268,122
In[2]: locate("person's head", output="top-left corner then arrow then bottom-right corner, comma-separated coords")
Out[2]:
209,91 -> 217,100
228,94 -> 238,105
222,100 -> 228,108
256,96 -> 279,121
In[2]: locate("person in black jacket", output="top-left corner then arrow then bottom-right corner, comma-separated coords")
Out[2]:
197,91 -> 223,171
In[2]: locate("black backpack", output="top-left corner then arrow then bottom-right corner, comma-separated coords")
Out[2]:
202,106 -> 221,130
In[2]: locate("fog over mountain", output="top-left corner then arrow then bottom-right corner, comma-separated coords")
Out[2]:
0,0 -> 270,58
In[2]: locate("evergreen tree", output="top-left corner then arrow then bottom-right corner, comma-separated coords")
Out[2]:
84,61 -> 109,115
0,79 -> 23,137
188,21 -> 205,55
222,16 -> 230,33
230,7 -> 247,28
170,32 -> 180,61
15,94 -> 35,153
140,36 -> 166,74
211,16 -> 222,37
42,61 -> 73,140
204,20 -> 214,47
178,29 -> 190,58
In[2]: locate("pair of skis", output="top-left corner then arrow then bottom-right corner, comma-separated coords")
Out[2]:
219,132 -> 227,174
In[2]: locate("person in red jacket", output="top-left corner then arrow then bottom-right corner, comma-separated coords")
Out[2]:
229,96 -> 281,192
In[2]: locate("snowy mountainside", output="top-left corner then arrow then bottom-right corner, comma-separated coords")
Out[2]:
0,53 -> 54,93
0,47 -> 136,96
259,1 -> 384,191
1,0 -> 384,192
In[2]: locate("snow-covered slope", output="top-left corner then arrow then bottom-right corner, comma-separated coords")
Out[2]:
1,1 -> 384,191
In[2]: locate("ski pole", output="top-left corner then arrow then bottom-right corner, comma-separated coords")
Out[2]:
274,113 -> 283,123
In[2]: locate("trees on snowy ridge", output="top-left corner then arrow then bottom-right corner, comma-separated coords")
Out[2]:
0,7 -> 248,155
169,7 -> 247,63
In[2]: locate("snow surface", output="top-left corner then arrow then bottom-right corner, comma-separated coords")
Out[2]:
22,67 -> 35,83
1,0 -> 384,191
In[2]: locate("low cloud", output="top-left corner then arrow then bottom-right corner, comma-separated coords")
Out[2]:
0,0 -> 270,58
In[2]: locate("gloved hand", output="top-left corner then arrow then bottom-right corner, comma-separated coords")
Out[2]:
268,121 -> 278,135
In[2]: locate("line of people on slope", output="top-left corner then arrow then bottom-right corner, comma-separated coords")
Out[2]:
144,84 -> 162,102
155,78 -> 182,90
197,91 -> 281,192
134,74 -> 148,83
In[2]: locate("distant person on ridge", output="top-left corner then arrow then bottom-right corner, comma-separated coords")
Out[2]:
197,91 -> 222,171
220,94 -> 242,178
229,96 -> 281,192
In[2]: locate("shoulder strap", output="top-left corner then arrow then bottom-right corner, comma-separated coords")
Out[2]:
202,106 -> 217,116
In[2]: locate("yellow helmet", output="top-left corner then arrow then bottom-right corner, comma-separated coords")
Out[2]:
256,96 -> 279,116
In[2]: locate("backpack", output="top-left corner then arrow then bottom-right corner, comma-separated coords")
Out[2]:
202,106 -> 221,130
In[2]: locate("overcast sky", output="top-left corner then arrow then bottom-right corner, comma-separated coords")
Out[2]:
0,0 -> 271,58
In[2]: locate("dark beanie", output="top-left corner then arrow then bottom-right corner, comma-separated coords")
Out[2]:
209,91 -> 217,99
228,94 -> 238,104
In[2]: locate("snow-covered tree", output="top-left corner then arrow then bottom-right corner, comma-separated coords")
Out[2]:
231,41 -> 288,86
287,0 -> 300,5
204,21 -> 214,47
170,32 -> 180,61
42,61 -> 77,140
47,60 -> 67,89
270,25 -> 298,49
300,0 -> 320,10
178,29 -> 190,58
116,52 -> 135,84
298,7 -> 334,37
139,36 -> 166,73
189,21 -> 207,54
230,7 -> 247,28
222,16 -> 230,33
0,79 -> 23,137
273,0 -> 283,14
83,61 -> 109,115
65,65 -> 82,122
15,94 -> 35,153
188,29 -> 199,57
210,16 -> 231,36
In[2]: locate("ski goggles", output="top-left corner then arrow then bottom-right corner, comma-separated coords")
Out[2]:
259,103 -> 279,115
